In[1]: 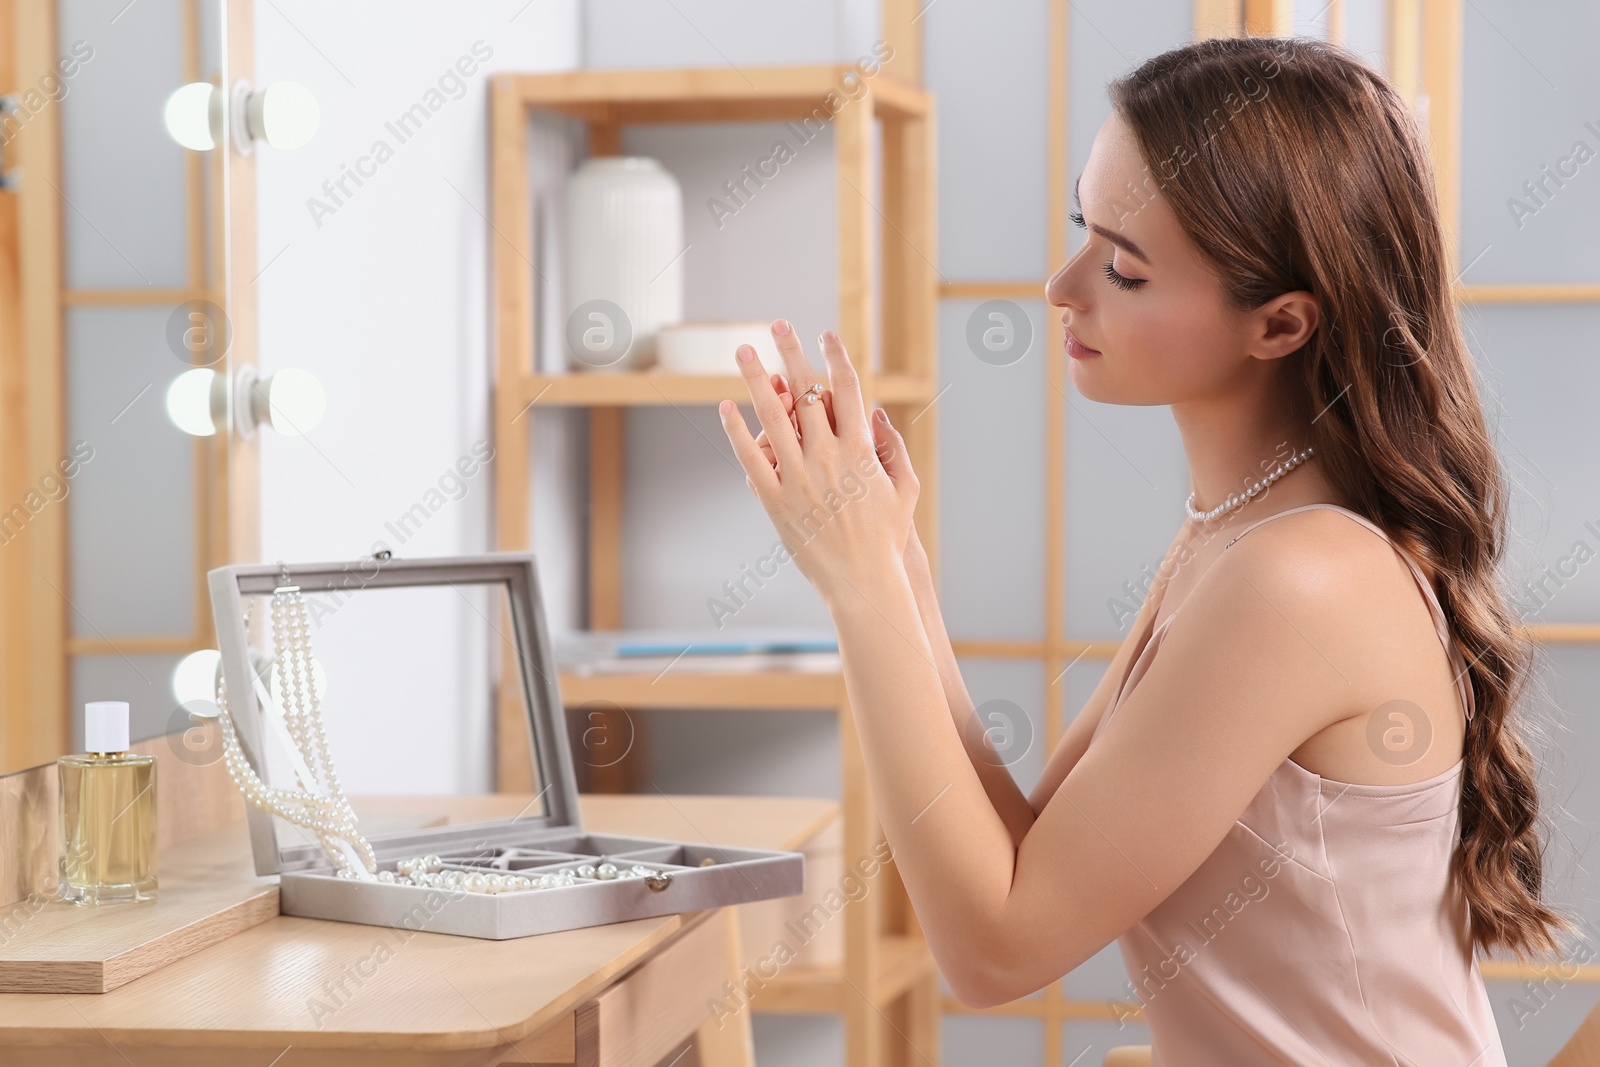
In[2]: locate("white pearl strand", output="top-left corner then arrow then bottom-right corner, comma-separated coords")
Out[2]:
214,586 -> 377,880
269,587 -> 375,877
215,680 -> 376,879
353,854 -> 661,893
1185,445 -> 1315,524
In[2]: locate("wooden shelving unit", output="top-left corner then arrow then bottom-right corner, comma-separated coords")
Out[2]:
489,64 -> 940,1067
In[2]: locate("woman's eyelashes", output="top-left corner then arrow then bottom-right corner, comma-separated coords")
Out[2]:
1101,260 -> 1145,291
1069,211 -> 1146,291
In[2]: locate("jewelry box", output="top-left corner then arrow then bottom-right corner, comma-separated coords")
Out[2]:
207,553 -> 804,940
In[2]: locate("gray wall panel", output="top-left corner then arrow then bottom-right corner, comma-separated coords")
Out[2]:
1064,0 -> 1192,262
751,1016 -> 844,1066
582,0 -> 873,70
1063,394 -> 1187,642
1341,0 -> 1390,72
939,300 -> 1048,642
1462,304 -> 1600,625
65,306 -> 195,639
71,653 -> 187,748
57,0 -> 189,289
1460,0 -> 1600,285
923,0 -> 1049,281
959,657 -> 1047,796
941,1015 -> 1044,1066
1491,975 -> 1600,1067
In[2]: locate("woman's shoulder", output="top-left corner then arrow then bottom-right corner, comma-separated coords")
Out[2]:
1176,504 -> 1401,631
1177,504 -> 1466,782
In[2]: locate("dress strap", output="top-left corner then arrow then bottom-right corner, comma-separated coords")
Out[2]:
1221,502 -> 1370,549
1221,503 -> 1475,723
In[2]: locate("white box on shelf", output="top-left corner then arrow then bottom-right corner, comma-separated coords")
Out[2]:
656,321 -> 781,375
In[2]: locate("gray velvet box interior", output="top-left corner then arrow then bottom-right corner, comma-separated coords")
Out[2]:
207,553 -> 805,940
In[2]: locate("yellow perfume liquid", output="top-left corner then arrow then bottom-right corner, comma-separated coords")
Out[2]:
58,701 -> 158,904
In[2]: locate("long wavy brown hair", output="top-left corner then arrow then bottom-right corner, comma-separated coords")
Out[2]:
1106,35 -> 1569,959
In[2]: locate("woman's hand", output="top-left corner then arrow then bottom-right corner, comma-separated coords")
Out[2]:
754,371 -> 934,580
719,320 -> 920,607
752,373 -> 832,466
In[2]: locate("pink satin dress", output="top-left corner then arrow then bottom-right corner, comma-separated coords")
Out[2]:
1090,503 -> 1506,1066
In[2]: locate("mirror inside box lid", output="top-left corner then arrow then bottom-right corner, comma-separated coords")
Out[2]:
204,557 -> 575,884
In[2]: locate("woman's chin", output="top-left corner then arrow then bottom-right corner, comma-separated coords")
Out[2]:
1067,360 -> 1170,406
1067,355 -> 1111,398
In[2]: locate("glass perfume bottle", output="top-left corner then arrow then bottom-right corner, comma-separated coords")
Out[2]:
58,701 -> 158,904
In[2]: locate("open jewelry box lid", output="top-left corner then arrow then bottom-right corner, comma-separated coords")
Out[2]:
207,553 -> 584,878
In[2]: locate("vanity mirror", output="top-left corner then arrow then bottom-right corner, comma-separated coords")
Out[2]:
0,0 -> 327,775
0,0 -> 238,774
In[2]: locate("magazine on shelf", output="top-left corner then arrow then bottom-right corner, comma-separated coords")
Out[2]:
553,628 -> 840,675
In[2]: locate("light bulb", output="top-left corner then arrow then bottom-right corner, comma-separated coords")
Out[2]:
259,367 -> 326,436
172,649 -> 223,705
235,80 -> 319,152
163,82 -> 219,151
256,82 -> 319,149
168,365 -> 329,440
166,368 -> 219,436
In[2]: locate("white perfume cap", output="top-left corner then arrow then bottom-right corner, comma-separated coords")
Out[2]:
84,701 -> 131,753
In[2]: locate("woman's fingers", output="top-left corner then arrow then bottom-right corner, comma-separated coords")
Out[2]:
871,405 -> 919,492
721,399 -> 780,503
777,373 -> 811,437
733,344 -> 803,470
736,328 -> 855,476
753,373 -> 796,467
775,373 -> 795,429
768,320 -> 818,393
867,404 -> 918,559
770,320 -> 830,439
817,331 -> 869,444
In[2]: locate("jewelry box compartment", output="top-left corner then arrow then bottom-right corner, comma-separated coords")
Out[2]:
278,831 -> 803,940
208,554 -> 809,941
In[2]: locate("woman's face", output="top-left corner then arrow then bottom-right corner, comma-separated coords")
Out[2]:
1047,111 -> 1259,405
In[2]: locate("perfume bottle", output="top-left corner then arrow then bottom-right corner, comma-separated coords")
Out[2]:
58,701 -> 158,904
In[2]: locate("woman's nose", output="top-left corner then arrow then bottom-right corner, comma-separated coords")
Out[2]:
1046,254 -> 1082,310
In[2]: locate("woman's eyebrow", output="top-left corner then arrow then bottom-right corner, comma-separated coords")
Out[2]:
1074,175 -> 1151,265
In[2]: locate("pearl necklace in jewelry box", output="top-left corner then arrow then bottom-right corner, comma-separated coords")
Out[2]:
213,580 -> 377,880
352,854 -> 666,894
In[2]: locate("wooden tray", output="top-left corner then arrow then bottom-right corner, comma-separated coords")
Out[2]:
0,818 -> 276,994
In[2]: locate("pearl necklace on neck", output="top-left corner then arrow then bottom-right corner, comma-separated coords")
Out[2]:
1185,445 -> 1315,524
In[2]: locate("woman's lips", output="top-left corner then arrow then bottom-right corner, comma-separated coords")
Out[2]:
1064,326 -> 1102,359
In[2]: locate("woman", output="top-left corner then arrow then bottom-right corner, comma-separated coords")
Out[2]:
717,36 -> 1567,1064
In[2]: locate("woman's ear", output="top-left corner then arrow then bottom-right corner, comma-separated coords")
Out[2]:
1249,290 -> 1320,361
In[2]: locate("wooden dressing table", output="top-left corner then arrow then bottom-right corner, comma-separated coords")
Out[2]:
0,765 -> 836,1067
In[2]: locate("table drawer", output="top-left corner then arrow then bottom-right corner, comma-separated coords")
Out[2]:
569,910 -> 730,1067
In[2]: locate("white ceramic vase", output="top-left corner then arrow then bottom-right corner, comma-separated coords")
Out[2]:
563,157 -> 684,373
